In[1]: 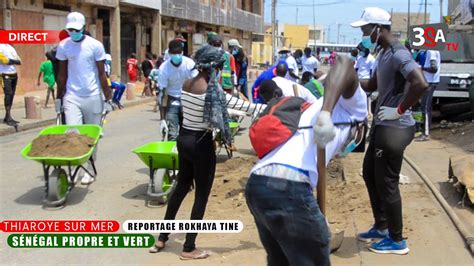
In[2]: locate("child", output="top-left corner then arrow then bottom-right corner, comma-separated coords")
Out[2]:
37,52 -> 56,108
111,80 -> 126,109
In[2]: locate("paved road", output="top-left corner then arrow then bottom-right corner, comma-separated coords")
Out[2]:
1,102 -> 473,265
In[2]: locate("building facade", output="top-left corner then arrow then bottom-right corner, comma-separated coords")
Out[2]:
160,0 -> 264,62
1,0 -> 263,94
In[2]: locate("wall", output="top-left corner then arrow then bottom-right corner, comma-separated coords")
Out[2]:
10,9 -> 44,94
283,24 -> 309,50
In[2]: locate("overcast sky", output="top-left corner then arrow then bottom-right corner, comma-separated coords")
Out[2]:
263,0 -> 449,44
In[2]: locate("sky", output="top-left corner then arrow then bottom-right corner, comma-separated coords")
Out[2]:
263,0 -> 449,44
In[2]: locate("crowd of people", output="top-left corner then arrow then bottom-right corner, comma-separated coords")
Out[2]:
0,6 -> 441,265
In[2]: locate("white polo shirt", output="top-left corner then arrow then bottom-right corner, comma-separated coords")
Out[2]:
272,76 -> 317,104
423,50 -> 441,83
355,54 -> 376,80
0,44 -> 20,74
285,55 -> 299,81
251,86 -> 368,188
56,36 -> 107,97
158,56 -> 198,99
302,55 -> 320,75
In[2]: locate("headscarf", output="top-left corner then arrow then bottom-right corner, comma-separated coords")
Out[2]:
194,45 -> 232,145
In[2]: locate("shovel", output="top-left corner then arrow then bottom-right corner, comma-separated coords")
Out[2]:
317,147 -> 345,253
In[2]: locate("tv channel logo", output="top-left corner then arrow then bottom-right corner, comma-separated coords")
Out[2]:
409,23 -> 459,52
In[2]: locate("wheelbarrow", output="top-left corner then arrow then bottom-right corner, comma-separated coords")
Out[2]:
215,122 -> 240,159
132,141 -> 179,207
20,124 -> 102,208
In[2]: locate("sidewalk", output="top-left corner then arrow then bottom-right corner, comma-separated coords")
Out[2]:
0,81 -> 154,136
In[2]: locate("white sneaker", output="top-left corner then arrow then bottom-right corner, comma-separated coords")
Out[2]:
81,172 -> 95,185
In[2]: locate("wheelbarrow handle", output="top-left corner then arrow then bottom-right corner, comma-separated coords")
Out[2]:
317,147 -> 327,215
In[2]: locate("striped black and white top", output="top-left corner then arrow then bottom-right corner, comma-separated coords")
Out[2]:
181,91 -> 266,131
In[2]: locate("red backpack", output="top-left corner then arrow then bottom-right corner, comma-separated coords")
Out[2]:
250,97 -> 311,159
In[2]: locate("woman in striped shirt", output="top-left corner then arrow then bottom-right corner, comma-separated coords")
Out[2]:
150,45 -> 264,259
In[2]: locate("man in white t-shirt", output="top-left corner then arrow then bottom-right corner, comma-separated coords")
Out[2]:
417,50 -> 440,141
278,48 -> 299,82
158,40 -> 199,141
246,55 -> 367,265
272,62 -> 317,104
56,12 -> 112,184
0,40 -> 22,126
355,49 -> 376,80
302,47 -> 320,75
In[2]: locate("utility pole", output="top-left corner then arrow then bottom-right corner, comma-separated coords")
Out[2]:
272,0 -> 277,64
327,26 -> 331,43
312,0 -> 316,49
336,23 -> 341,44
407,0 -> 411,38
439,0 -> 443,22
296,7 -> 298,24
424,0 -> 427,24
341,35 -> 345,44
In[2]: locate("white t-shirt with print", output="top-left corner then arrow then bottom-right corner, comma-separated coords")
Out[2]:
423,50 -> 441,83
158,56 -> 198,99
0,44 -> 20,73
355,54 -> 376,80
251,86 -> 368,188
302,55 -> 320,75
272,76 -> 317,104
285,55 -> 299,81
56,36 -> 106,97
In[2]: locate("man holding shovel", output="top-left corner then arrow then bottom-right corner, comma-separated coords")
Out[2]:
246,55 -> 368,265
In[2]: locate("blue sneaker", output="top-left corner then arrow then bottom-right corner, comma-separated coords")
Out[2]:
357,226 -> 389,243
368,237 -> 410,255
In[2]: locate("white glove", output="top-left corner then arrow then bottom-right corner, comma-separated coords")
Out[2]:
160,120 -> 168,134
104,100 -> 114,113
313,111 -> 336,148
54,99 -> 62,114
377,106 -> 402,121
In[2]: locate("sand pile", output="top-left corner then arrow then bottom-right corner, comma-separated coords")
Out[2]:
28,133 -> 95,158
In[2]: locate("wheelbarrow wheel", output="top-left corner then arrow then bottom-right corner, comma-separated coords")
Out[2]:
46,168 -> 69,206
150,169 -> 167,204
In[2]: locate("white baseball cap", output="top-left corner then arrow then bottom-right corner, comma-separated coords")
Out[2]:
350,7 -> 391,27
228,39 -> 242,48
66,12 -> 86,30
105,54 -> 112,61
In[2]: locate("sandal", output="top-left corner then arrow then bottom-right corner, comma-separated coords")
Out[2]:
148,240 -> 165,253
179,249 -> 210,260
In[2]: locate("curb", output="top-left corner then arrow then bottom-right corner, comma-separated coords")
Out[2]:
0,98 -> 155,137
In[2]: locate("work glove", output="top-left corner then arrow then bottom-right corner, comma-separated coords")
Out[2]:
377,106 -> 402,121
54,99 -> 62,114
313,111 -> 336,148
160,120 -> 168,134
104,100 -> 114,113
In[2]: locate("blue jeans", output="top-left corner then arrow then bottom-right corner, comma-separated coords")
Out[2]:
245,174 -> 330,266
166,105 -> 182,141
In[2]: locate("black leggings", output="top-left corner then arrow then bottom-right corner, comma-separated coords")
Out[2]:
362,125 -> 414,242
2,74 -> 17,107
158,128 -> 216,252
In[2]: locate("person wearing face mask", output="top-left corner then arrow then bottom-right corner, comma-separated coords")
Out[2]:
347,7 -> 429,255
55,12 -> 113,185
278,47 -> 299,82
158,40 -> 199,141
149,45 -> 265,259
355,42 -> 376,80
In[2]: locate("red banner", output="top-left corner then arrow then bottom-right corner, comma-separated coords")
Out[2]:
0,30 -> 64,44
0,220 -> 120,233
